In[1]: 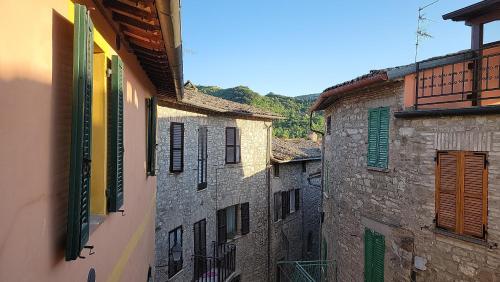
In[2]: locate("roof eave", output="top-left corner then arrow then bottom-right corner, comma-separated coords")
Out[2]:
271,157 -> 322,164
442,0 -> 500,22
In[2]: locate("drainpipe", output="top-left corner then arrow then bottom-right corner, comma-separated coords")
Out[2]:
264,121 -> 272,282
309,112 -> 325,262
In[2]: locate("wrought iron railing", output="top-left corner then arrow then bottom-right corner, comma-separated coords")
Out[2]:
277,260 -> 335,282
414,43 -> 500,109
193,242 -> 236,282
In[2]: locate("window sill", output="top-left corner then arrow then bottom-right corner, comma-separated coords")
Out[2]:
433,227 -> 496,248
367,166 -> 389,173
168,269 -> 184,281
227,234 -> 244,243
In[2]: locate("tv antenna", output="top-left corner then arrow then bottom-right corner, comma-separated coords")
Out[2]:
415,0 -> 439,63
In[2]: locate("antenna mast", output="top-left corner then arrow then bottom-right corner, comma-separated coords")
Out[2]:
415,0 -> 439,63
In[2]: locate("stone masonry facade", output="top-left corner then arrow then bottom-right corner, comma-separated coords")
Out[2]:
322,80 -> 500,281
269,160 -> 321,282
155,105 -> 272,282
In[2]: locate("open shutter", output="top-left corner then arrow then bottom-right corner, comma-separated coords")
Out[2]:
377,107 -> 389,168
462,153 -> 487,238
364,229 -> 374,282
170,122 -> 184,172
217,209 -> 227,243
235,128 -> 241,163
241,202 -> 250,235
436,152 -> 459,232
372,232 -> 385,282
108,55 -> 124,212
66,3 -> 93,261
146,97 -> 157,175
295,189 -> 300,211
367,109 -> 380,167
197,127 -> 208,189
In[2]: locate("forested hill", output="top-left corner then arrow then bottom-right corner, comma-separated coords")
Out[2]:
196,85 -> 323,138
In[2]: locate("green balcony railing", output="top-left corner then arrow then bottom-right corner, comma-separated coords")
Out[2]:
277,260 -> 335,282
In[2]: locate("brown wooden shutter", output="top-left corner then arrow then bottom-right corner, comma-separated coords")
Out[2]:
462,153 -> 487,238
436,152 -> 459,232
170,122 -> 184,172
217,209 -> 227,243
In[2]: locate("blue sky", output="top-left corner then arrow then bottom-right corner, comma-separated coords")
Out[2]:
181,0 -> 499,97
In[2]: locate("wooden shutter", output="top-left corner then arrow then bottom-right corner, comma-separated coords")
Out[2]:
170,122 -> 184,172
462,153 -> 487,238
146,97 -> 157,176
295,189 -> 300,211
108,55 -> 124,212
364,229 -> 385,282
282,191 -> 289,219
66,3 -> 93,261
235,128 -> 241,163
197,127 -> 208,189
367,109 -> 380,167
217,209 -> 227,243
377,107 -> 389,168
274,192 -> 281,221
226,127 -> 236,163
241,202 -> 250,235
436,152 -> 459,232
194,219 -> 206,256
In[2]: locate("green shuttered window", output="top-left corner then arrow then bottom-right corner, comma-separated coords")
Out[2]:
108,55 -> 124,212
364,228 -> 385,282
146,97 -> 157,175
66,3 -> 94,261
367,107 -> 389,169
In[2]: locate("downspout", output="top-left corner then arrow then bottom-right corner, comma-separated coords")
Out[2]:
309,112 -> 325,262
264,121 -> 272,282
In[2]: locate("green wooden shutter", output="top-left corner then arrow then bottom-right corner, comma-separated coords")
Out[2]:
377,107 -> 389,169
66,3 -> 93,261
367,109 -> 380,167
108,55 -> 124,212
146,97 -> 157,175
364,228 -> 385,282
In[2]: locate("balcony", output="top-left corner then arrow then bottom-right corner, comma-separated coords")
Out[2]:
277,260 -> 334,282
193,242 -> 236,282
402,42 -> 500,112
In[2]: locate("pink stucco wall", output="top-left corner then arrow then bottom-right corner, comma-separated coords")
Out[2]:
0,1 -> 158,281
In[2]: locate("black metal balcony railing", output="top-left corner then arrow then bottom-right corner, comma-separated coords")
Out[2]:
193,242 -> 236,282
414,43 -> 500,109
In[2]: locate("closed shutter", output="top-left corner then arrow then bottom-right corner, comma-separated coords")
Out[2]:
108,55 -> 124,212
66,3 -> 93,261
197,127 -> 208,189
170,122 -> 184,172
241,202 -> 250,235
281,191 -> 289,219
295,189 -> 300,211
377,107 -> 389,168
146,97 -> 157,176
367,109 -> 380,167
226,127 -> 236,163
364,229 -> 385,282
436,152 -> 459,232
462,153 -> 487,238
217,209 -> 227,243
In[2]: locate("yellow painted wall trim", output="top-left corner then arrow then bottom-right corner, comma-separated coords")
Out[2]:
106,195 -> 156,282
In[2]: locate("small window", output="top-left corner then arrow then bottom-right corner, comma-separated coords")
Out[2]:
274,192 -> 282,222
168,226 -> 183,278
367,107 -> 389,169
170,122 -> 184,173
197,127 -> 208,189
302,161 -> 306,173
273,163 -> 280,177
326,116 -> 331,134
436,151 -> 487,238
225,127 -> 241,164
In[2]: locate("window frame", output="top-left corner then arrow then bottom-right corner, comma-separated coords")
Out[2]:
225,127 -> 241,164
169,122 -> 184,173
168,226 -> 183,278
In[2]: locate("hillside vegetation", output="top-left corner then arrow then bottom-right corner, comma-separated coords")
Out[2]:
197,85 -> 323,138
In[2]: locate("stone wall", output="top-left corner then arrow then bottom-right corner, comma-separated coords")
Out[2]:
155,105 -> 272,282
269,160 -> 321,282
322,79 -> 500,281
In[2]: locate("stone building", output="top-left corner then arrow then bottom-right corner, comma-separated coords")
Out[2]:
311,1 -> 500,281
155,82 -> 282,281
270,138 -> 322,281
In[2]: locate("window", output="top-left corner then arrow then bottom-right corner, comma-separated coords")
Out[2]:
193,219 -> 206,280
326,116 -> 331,134
289,190 -> 296,213
436,151 -> 488,238
217,203 -> 249,242
295,189 -> 300,211
225,127 -> 241,164
273,163 -> 280,177
226,205 -> 237,239
170,122 -> 184,173
302,161 -> 306,173
146,96 -> 157,176
168,226 -> 183,278
367,107 -> 389,169
281,191 -> 290,219
364,228 -> 385,282
274,192 -> 282,222
197,127 -> 208,189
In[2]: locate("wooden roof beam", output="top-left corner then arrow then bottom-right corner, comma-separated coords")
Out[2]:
104,0 -> 153,19
113,12 -> 160,31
